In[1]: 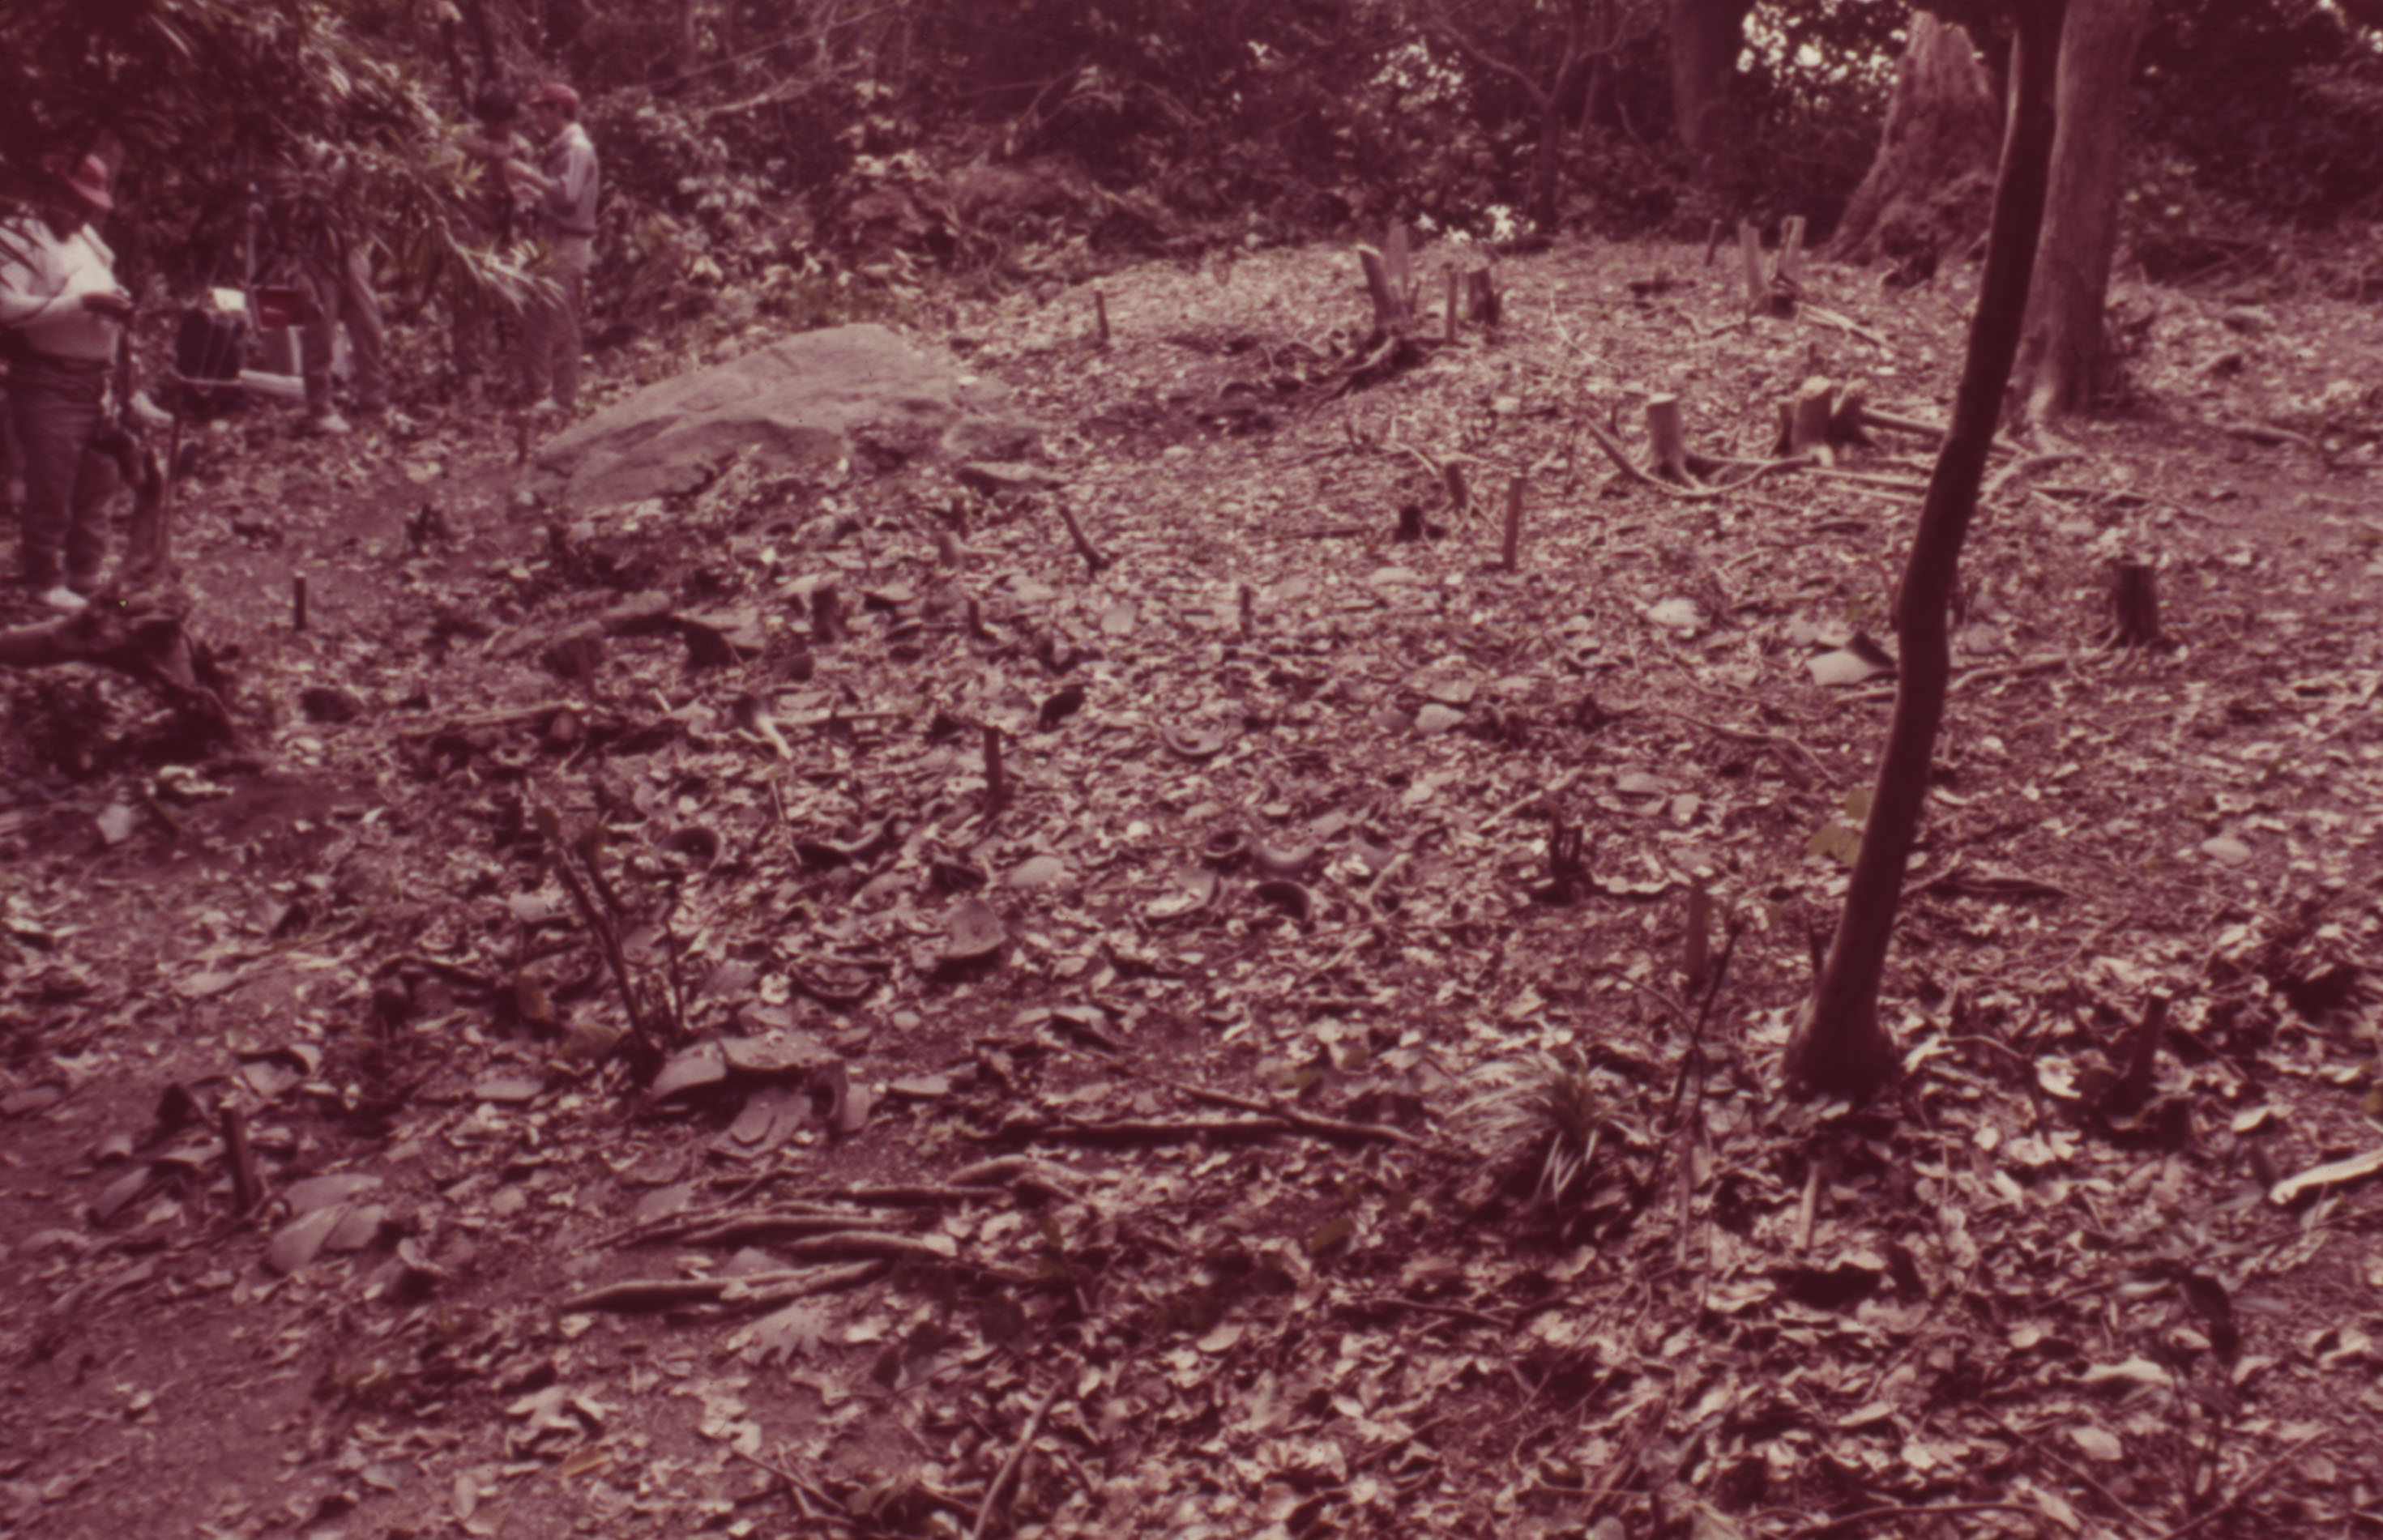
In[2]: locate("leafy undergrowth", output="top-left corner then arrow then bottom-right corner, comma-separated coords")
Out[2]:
4,236 -> 2383,1540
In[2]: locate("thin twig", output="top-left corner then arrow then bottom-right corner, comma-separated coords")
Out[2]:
1647,705 -> 1834,785
544,820 -> 663,1065
1662,920 -> 1745,1136
1792,1502 -> 2055,1538
2150,1433 -> 2325,1540
1985,1411 -> 2162,1537
728,1443 -> 845,1521
1054,502 -> 1110,574
1157,1077 -> 1436,1149
967,1376 -> 1067,1540
1337,1293 -> 1518,1332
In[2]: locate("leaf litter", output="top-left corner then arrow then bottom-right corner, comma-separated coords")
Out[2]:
0,237 -> 2381,1538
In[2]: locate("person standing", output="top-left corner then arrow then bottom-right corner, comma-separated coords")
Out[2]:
451,81 -> 525,404
281,146 -> 388,435
0,154 -> 131,610
479,81 -> 598,415
298,233 -> 388,434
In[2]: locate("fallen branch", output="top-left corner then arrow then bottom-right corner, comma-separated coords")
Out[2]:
1020,1115 -> 1296,1145
1335,1292 -> 1518,1333
1484,766 -> 1589,830
560,1259 -> 886,1314
967,1376 -> 1068,1540
1986,1412 -> 2162,1538
1054,502 -> 1111,574
1800,305 -> 1890,349
671,1213 -> 924,1248
1803,467 -> 1932,496
1860,407 -> 2026,459
1985,450 -> 2086,501
397,703 -> 583,737
1156,1077 -> 1435,1149
1647,706 -> 1834,785
1792,1503 -> 2061,1538
728,1444 -> 849,1525
1911,860 -> 2069,902
2223,422 -> 2323,454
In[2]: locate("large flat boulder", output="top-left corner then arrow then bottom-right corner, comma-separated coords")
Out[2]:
528,324 -> 1038,508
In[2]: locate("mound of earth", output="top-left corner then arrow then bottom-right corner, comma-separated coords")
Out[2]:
527,322 -> 1042,508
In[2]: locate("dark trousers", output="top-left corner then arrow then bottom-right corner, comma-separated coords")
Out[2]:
8,352 -> 115,591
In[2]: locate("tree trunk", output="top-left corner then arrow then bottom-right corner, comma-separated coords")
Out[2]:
1668,0 -> 1757,185
1783,0 -> 2067,1104
2014,0 -> 2154,420
1524,0 -> 1609,233
677,0 -> 700,80
1826,15 -> 2003,270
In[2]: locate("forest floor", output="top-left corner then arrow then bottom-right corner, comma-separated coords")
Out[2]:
3,232 -> 2382,1540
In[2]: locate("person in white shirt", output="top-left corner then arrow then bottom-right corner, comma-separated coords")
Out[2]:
0,154 -> 131,610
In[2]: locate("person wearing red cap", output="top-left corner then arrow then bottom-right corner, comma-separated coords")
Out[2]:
0,152 -> 133,610
471,80 -> 599,415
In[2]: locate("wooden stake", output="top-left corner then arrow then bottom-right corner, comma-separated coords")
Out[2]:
292,574 -> 309,632
1056,501 -> 1110,574
1683,883 -> 1713,994
1463,267 -> 1501,327
1774,215 -> 1807,288
1499,476 -> 1525,570
1646,396 -> 1691,483
1441,459 -> 1470,517
1703,218 -> 1726,267
1385,221 -> 1414,313
1357,246 -> 1407,335
221,1100 -> 262,1214
1093,288 -> 1109,347
2109,559 -> 2161,647
1238,582 -> 1255,639
1783,377 -> 1835,460
1827,378 -> 1873,447
1443,266 -> 1459,344
150,409 -> 185,580
982,725 -> 1007,811
1740,222 -> 1767,314
811,584 -> 843,644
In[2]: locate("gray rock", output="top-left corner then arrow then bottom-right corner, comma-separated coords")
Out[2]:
529,325 -> 1040,509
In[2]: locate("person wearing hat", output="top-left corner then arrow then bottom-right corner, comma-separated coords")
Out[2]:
471,80 -> 598,414
0,152 -> 132,610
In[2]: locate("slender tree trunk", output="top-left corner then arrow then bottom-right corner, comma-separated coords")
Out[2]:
1783,0 -> 2068,1103
1668,0 -> 1756,185
1525,0 -> 1612,233
2014,0 -> 2155,420
677,0 -> 700,79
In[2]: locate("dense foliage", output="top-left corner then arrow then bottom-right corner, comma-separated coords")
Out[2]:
4,0 -> 2381,340
2133,0 -> 2383,228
